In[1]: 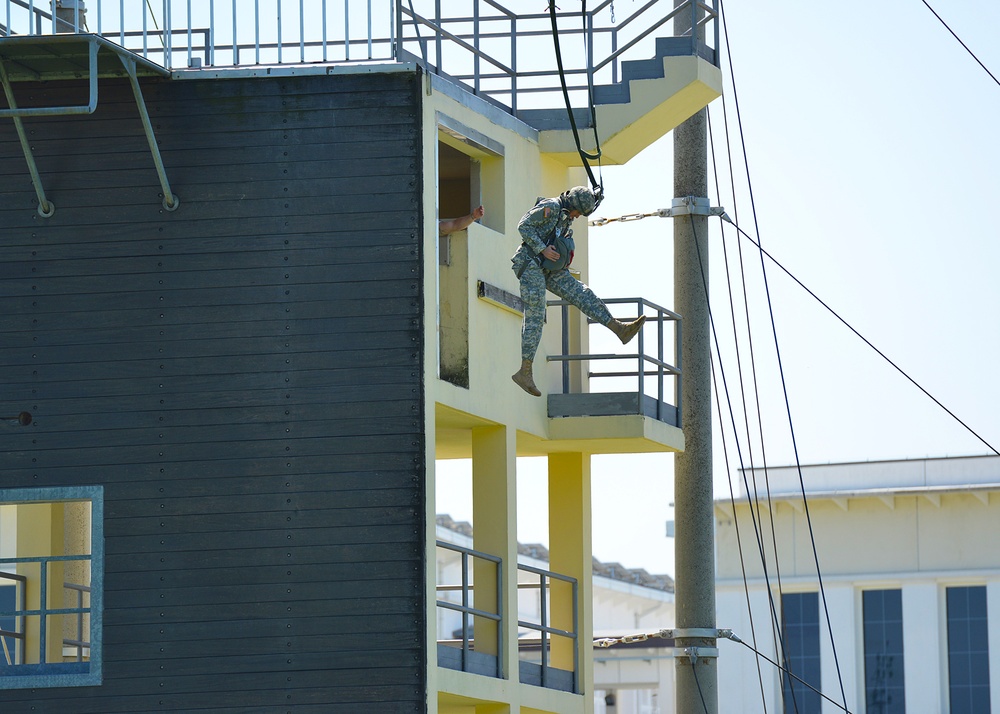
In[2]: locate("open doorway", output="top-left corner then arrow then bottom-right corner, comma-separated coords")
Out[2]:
436,120 -> 504,389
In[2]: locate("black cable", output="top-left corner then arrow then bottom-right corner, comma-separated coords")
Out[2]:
547,0 -> 604,202
920,0 -> 1000,89
708,110 -> 768,714
727,637 -> 855,714
689,211 -> 798,713
691,660 -> 710,714
716,2 -> 849,709
725,219 -> 1000,458
715,5 -> 802,708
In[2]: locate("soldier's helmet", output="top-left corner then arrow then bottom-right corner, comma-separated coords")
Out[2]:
562,186 -> 597,216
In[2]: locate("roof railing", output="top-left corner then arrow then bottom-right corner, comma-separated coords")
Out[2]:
1,0 -> 718,113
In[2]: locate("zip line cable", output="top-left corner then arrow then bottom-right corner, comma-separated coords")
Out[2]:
723,218 -> 1000,458
920,0 -> 1000,89
725,635 -> 855,714
548,0 -> 605,204
716,2 -> 849,707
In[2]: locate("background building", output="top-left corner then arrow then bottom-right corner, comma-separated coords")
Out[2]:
716,455 -> 1000,714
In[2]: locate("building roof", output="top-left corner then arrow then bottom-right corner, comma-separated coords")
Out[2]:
436,514 -> 674,593
728,454 -> 1000,501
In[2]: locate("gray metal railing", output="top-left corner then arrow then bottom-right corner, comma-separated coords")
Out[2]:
0,556 -> 92,669
435,540 -> 503,679
436,541 -> 580,690
516,561 -> 579,694
548,296 -> 682,426
1,1 -> 718,113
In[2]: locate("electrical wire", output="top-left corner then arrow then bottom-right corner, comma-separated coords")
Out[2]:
920,0 -> 1000,89
708,111 -> 769,714
715,2 -> 848,709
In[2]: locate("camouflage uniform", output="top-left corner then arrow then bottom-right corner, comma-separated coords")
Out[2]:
511,195 -> 613,361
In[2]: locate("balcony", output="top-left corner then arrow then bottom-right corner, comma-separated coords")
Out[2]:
548,296 -> 681,428
436,540 -> 579,693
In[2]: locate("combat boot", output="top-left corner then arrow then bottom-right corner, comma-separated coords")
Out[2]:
511,358 -> 541,397
608,315 -> 646,345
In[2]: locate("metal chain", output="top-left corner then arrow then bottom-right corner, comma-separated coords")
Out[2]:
588,209 -> 671,226
594,628 -> 674,648
594,627 -> 738,648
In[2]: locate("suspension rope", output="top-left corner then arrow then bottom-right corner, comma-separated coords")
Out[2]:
920,0 -> 1000,89
548,0 -> 605,204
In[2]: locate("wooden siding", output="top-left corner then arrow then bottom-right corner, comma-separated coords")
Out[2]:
0,70 -> 426,712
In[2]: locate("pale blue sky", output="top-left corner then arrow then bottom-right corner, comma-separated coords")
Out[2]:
437,0 -> 1000,578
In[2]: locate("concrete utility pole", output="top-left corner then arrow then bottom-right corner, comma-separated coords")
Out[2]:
673,101 -> 718,713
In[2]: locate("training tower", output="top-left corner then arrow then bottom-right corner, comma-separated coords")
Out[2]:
0,2 -> 720,712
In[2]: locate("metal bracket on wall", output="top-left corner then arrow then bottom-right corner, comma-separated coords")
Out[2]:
0,34 -> 178,216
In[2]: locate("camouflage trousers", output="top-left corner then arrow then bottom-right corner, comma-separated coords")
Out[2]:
516,259 -> 613,361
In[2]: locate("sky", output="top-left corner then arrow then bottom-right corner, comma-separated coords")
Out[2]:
436,0 -> 1000,579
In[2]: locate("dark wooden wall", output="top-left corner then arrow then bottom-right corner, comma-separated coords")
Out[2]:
0,69 -> 426,712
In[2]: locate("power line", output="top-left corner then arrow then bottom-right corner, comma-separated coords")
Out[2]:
920,0 -> 1000,89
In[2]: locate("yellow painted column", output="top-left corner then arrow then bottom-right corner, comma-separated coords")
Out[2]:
17,502 -> 65,664
548,451 -> 593,707
471,424 -> 518,680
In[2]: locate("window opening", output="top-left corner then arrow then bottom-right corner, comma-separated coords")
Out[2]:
0,486 -> 103,689
781,591 -> 821,714
863,588 -> 905,714
435,120 -> 503,390
946,585 -> 991,713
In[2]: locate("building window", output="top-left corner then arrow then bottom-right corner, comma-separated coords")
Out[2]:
435,114 -> 504,390
863,588 -> 905,713
0,486 -> 103,689
781,591 -> 821,714
947,585 -> 991,713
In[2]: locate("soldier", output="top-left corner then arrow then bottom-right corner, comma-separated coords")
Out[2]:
510,186 -> 645,396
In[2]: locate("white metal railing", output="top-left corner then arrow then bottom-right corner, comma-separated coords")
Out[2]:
1,1 -> 718,113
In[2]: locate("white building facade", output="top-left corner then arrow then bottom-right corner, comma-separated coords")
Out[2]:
715,455 -> 1000,714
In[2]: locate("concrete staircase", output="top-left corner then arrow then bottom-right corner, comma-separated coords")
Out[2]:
518,36 -> 723,166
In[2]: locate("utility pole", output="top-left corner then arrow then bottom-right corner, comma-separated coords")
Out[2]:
672,100 -> 718,714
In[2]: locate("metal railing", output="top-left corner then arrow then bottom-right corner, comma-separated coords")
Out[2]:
548,296 -> 682,426
0,556 -> 92,669
1,1 -> 718,113
435,540 -> 503,679
435,541 -> 580,690
515,561 -> 579,693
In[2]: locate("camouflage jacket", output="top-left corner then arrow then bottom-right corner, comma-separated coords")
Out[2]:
516,196 -> 571,255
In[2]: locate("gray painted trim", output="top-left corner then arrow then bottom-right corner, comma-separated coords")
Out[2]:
0,485 -> 103,690
170,60 -> 418,81
429,72 -> 538,143
436,113 -> 505,157
477,280 -> 523,315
